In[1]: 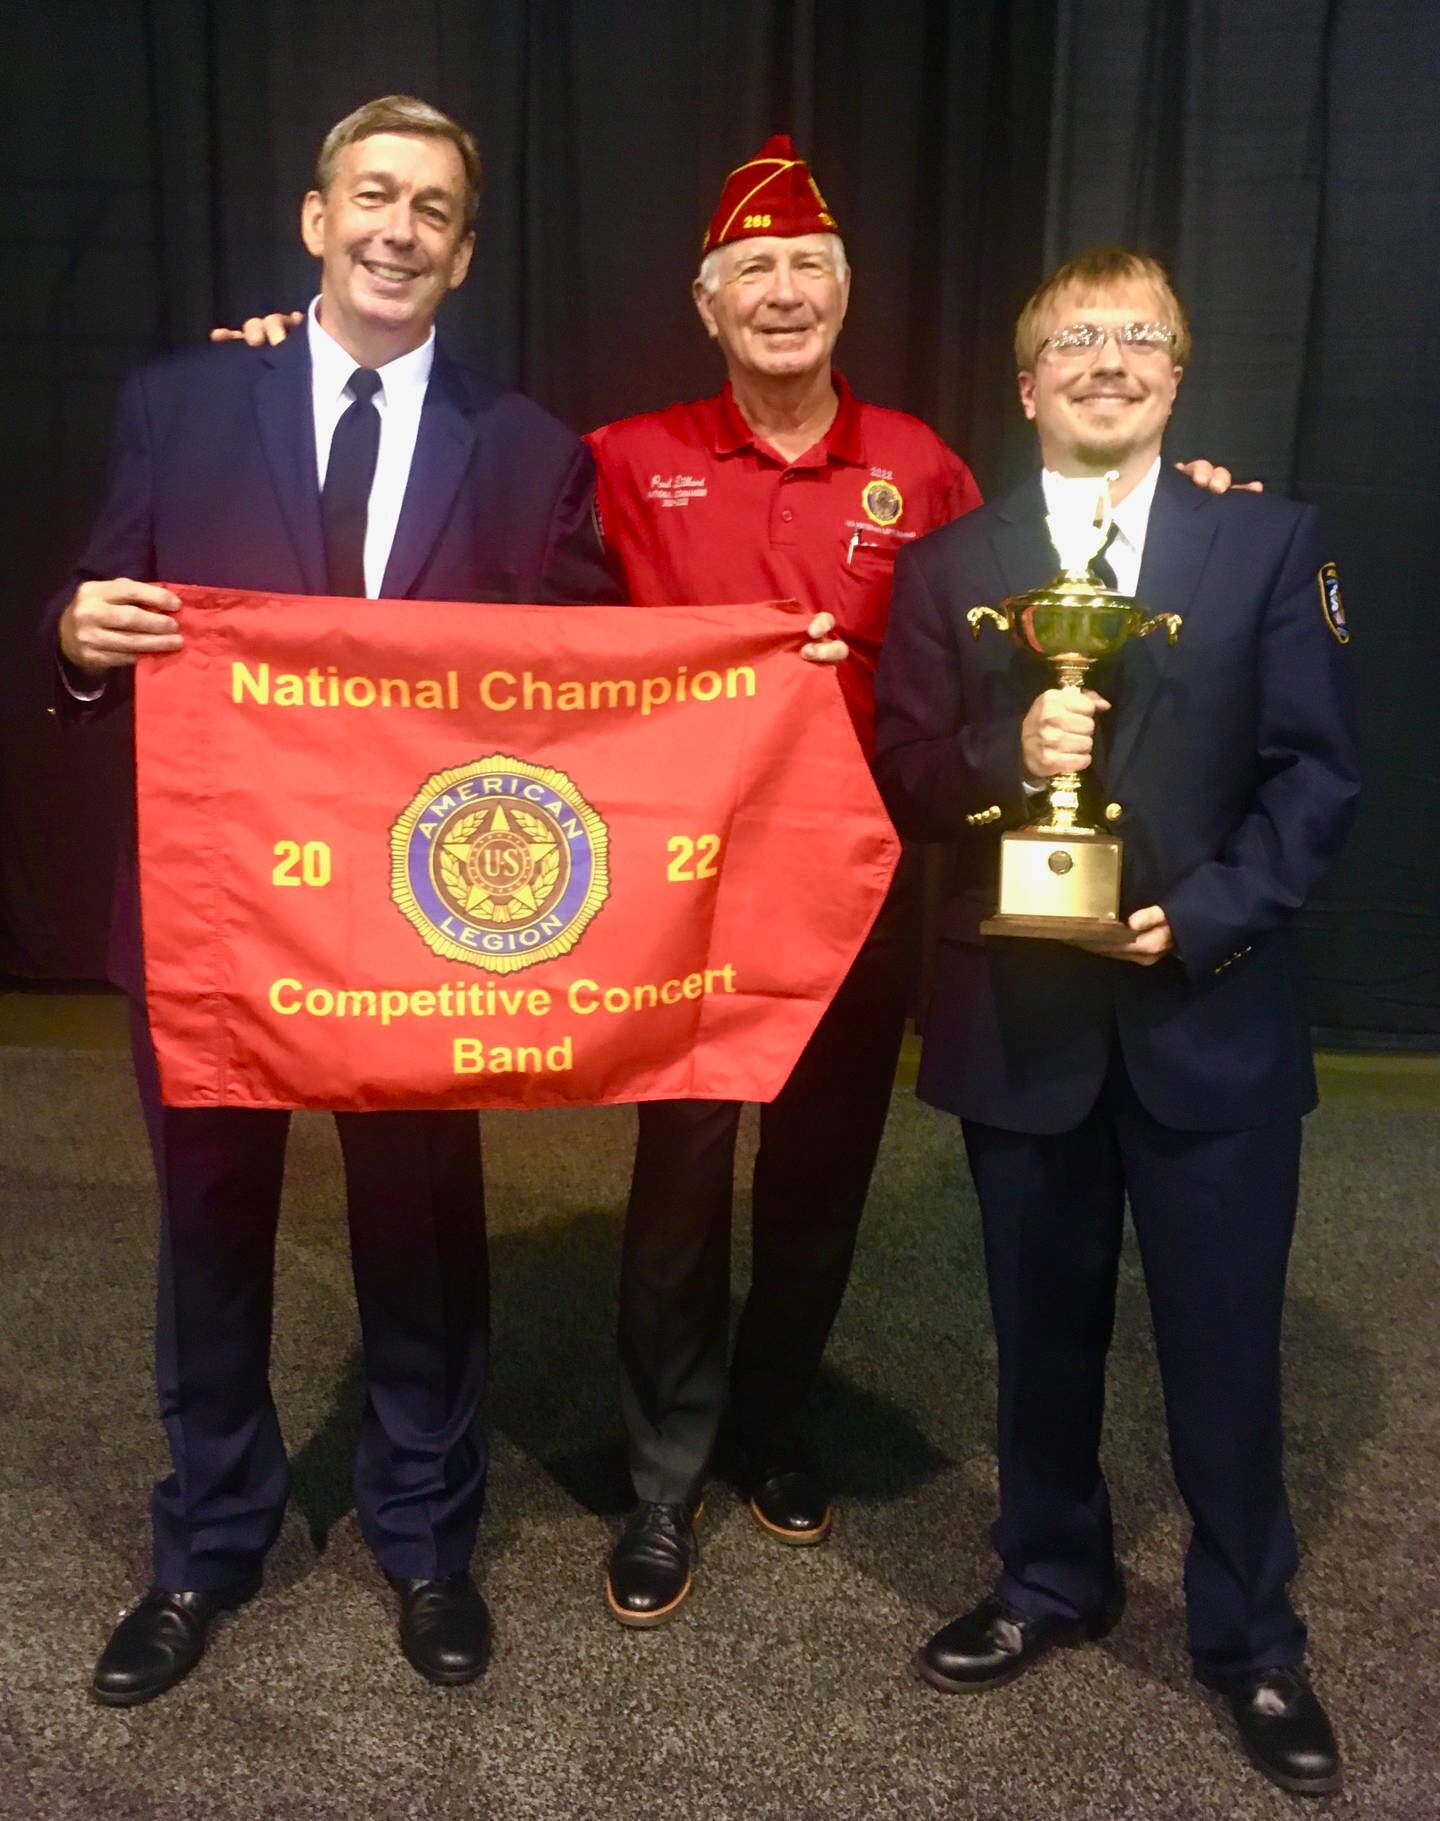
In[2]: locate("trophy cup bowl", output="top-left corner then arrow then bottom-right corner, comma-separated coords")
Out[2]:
1010,583 -> 1165,664
967,570 -> 1181,944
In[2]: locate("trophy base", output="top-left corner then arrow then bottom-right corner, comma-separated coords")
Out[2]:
993,826 -> 1122,923
979,912 -> 1133,947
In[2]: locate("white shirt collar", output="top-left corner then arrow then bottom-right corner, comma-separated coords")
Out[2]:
305,295 -> 436,407
1110,457 -> 1162,548
1041,457 -> 1162,549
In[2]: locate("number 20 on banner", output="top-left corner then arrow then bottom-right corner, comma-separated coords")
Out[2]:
273,840 -> 332,887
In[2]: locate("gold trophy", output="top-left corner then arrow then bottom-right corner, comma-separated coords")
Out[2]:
967,474 -> 1181,944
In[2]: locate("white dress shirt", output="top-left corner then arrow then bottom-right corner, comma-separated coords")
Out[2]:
1040,456 -> 1162,598
308,297 -> 434,599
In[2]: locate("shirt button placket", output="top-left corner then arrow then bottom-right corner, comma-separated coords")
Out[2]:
772,468 -> 798,546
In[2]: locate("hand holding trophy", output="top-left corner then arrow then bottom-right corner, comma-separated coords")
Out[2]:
968,472 -> 1181,943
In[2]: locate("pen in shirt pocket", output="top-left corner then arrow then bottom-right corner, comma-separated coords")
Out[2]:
846,528 -> 892,566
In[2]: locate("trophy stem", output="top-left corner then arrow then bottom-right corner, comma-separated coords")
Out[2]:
1042,656 -> 1095,833
1038,774 -> 1089,835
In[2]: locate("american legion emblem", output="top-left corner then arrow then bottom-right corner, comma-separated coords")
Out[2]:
391,756 -> 609,973
861,478 -> 904,526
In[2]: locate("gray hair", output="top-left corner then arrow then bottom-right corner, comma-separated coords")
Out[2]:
697,233 -> 848,296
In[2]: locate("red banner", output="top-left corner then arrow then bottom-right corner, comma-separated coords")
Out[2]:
134,587 -> 898,1111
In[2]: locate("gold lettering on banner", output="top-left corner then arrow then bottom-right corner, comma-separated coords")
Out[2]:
453,1037 -> 574,1074
267,965 -> 738,1026
233,662 -> 461,709
232,660 -> 757,717
567,965 -> 736,1015
666,835 -> 722,882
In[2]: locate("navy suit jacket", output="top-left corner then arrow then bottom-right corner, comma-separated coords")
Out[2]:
42,330 -> 621,993
874,465 -> 1359,1134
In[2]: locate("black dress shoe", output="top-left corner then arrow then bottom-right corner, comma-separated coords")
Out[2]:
917,1581 -> 1125,1694
1227,1667 -> 1341,1796
748,1463 -> 833,1546
389,1574 -> 491,1685
91,1573 -> 262,1707
605,1500 -> 700,1627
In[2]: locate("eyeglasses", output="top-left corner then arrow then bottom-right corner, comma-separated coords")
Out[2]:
1037,322 -> 1177,362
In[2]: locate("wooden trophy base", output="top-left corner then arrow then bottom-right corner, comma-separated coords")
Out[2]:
979,912 -> 1133,947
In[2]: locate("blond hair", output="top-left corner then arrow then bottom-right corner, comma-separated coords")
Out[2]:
1015,247 -> 1191,370
315,95 -> 481,230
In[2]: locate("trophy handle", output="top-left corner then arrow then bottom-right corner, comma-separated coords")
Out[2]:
1135,611 -> 1183,645
967,605 -> 1013,640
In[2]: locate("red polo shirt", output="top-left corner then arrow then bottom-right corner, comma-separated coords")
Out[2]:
585,374 -> 982,756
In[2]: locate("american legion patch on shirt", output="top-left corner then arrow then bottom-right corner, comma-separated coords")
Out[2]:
1317,561 -> 1350,644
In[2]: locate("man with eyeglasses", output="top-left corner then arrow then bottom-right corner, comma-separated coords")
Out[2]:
875,248 -> 1357,1796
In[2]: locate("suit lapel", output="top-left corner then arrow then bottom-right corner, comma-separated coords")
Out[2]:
252,333 -> 327,593
991,475 -> 1057,598
1106,466 -> 1217,788
381,347 -> 479,600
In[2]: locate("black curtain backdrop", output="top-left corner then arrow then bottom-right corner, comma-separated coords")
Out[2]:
4,0 -> 1436,1041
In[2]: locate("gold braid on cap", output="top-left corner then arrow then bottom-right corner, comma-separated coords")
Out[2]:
709,158 -> 797,250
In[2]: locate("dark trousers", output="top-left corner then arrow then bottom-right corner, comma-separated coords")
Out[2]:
961,1045 -> 1307,1688
618,863 -> 915,1504
130,1004 -> 490,1591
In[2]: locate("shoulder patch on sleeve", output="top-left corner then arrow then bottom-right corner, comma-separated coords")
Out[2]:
1317,561 -> 1349,644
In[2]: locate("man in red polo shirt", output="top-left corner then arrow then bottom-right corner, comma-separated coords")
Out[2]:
589,139 -> 983,1628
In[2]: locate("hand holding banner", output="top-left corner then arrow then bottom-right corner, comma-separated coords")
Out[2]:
136,588 -> 899,1111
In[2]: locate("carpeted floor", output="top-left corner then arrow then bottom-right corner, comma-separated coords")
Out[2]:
0,1039 -> 1436,1820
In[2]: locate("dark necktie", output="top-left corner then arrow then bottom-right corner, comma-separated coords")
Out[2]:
1092,520 -> 1120,592
322,367 -> 382,597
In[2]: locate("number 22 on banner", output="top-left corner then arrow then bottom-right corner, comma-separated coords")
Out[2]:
273,840 -> 332,888
666,835 -> 722,883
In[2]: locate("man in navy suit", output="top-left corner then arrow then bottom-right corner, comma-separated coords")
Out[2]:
874,248 -> 1357,1796
45,95 -> 620,1704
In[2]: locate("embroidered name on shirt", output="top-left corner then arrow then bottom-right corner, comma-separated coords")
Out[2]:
843,518 -> 915,544
646,473 -> 708,508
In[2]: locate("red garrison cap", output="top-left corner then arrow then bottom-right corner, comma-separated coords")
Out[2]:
700,134 -> 839,256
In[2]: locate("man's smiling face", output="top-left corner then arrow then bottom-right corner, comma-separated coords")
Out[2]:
301,132 -> 474,356
1018,281 -> 1183,476
693,234 -> 850,385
